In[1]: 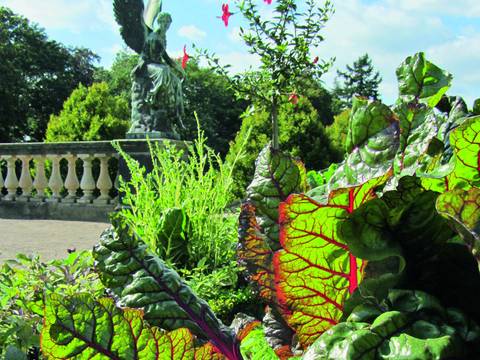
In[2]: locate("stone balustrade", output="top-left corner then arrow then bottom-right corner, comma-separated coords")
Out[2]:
0,139 -> 187,222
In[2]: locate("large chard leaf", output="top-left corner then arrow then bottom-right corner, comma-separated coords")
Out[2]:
274,176 -> 388,348
246,145 -> 307,249
396,52 -> 452,108
304,290 -> 480,360
447,116 -> 480,189
328,98 -> 399,190
93,217 -> 241,359
341,176 -> 480,323
422,115 -> 480,192
41,294 -> 224,359
437,187 -> 480,261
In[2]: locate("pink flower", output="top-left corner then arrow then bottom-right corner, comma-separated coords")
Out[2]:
219,4 -> 233,27
288,93 -> 299,105
313,56 -> 319,64
182,45 -> 189,69
264,0 -> 272,4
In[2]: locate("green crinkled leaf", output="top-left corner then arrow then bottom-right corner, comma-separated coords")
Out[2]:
93,217 -> 241,359
274,176 -> 388,348
247,145 -> 307,250
346,97 -> 398,154
393,103 -> 448,177
473,98 -> 480,115
396,52 -> 453,108
304,290 -> 480,360
329,99 -> 399,190
41,294 -> 200,359
437,187 -> 480,260
239,326 -> 279,360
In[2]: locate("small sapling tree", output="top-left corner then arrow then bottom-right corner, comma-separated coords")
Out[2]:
197,0 -> 334,149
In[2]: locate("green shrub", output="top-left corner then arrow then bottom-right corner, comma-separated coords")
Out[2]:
226,97 -> 339,198
116,119 -> 247,270
325,108 -> 350,157
45,82 -> 129,142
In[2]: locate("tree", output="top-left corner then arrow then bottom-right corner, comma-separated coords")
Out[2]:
333,53 -> 382,111
199,0 -> 334,149
0,7 -> 100,142
95,50 -> 139,103
226,97 -> 339,197
182,61 -> 248,156
45,83 -> 129,142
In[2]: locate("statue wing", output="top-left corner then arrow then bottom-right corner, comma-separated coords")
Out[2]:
113,0 -> 147,54
144,0 -> 162,30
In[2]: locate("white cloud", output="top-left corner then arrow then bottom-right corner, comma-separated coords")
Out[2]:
316,0 -> 479,104
1,0 -> 116,32
228,27 -> 242,43
178,25 -> 207,41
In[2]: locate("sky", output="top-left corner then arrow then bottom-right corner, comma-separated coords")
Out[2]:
1,0 -> 479,106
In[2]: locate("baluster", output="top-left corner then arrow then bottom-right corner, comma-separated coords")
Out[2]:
94,154 -> 113,204
32,155 -> 48,202
17,155 -> 33,201
78,154 -> 96,204
0,159 -> 4,199
47,155 -> 63,202
3,155 -> 18,201
64,154 -> 79,203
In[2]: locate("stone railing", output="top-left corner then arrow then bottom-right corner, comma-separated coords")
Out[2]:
0,139 -> 187,222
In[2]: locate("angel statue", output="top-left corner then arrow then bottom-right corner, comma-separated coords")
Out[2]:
114,0 -> 185,139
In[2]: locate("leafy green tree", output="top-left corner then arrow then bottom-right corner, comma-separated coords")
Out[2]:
0,6 -> 100,142
199,0 -> 334,149
325,109 -> 350,157
45,83 -> 129,142
95,50 -> 139,102
182,61 -> 248,156
227,97 -> 338,197
333,53 -> 382,112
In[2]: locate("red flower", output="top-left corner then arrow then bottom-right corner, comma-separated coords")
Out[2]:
219,3 -> 233,27
182,45 -> 189,69
288,93 -> 299,105
264,0 -> 272,4
313,56 -> 319,64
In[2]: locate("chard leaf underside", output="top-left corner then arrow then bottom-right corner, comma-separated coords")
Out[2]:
93,217 -> 240,359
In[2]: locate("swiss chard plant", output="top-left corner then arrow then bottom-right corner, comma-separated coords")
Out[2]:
40,53 -> 479,359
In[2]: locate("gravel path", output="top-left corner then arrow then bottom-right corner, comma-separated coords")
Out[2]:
0,219 -> 110,262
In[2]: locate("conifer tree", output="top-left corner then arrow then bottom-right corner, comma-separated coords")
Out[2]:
333,54 -> 382,111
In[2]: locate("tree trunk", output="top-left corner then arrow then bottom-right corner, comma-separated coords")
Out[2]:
271,97 -> 279,150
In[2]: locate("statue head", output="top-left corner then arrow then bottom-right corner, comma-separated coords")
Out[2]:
155,13 -> 172,34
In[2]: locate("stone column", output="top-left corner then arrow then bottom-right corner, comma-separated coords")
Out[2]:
32,155 -> 49,202
3,156 -> 18,201
94,154 -> 113,204
78,154 -> 96,203
17,155 -> 33,201
48,155 -> 63,202
63,154 -> 80,203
